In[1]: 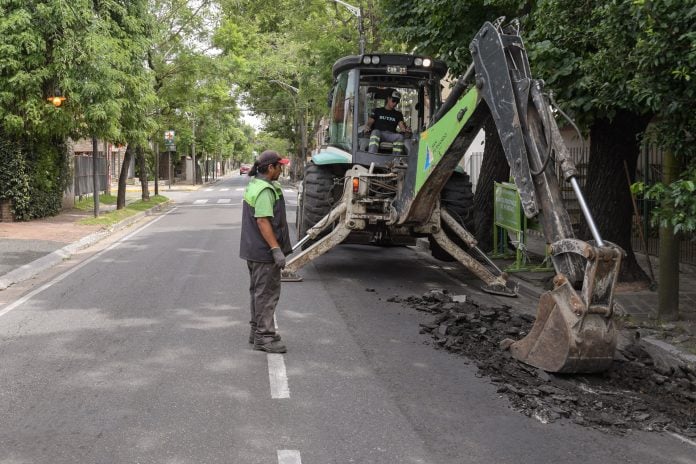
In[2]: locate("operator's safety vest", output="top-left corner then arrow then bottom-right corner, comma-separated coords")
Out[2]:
239,177 -> 292,263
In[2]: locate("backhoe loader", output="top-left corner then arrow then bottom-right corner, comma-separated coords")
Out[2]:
284,19 -> 623,374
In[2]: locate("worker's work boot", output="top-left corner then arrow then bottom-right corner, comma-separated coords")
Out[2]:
253,340 -> 287,354
249,329 -> 281,344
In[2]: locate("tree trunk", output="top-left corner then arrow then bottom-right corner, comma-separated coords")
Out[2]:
117,144 -> 135,210
581,110 -> 651,283
138,144 -> 150,201
658,148 -> 680,320
473,115 -> 510,251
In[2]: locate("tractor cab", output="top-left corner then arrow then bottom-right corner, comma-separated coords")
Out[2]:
322,53 -> 448,169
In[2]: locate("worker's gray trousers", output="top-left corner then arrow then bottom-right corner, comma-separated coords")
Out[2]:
247,261 -> 281,343
369,130 -> 405,154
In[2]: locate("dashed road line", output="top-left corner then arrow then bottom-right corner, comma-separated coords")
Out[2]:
220,188 -> 230,192
267,354 -> 290,399
277,450 -> 301,464
193,199 -> 208,205
217,198 -> 231,204
204,188 -> 214,192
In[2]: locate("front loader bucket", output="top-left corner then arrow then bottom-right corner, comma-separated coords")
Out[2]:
509,279 -> 617,373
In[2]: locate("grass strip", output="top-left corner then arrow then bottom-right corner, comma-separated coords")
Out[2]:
78,195 -> 169,226
74,194 -> 118,211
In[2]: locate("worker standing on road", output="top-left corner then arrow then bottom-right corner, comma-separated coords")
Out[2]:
240,150 -> 292,353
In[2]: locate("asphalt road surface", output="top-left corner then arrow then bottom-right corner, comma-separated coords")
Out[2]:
0,175 -> 694,463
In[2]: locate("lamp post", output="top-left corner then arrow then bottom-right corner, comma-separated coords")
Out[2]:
181,112 -> 197,186
270,80 -> 306,181
332,0 -> 365,55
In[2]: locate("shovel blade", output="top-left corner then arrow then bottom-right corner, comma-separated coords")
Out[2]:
510,287 -> 617,373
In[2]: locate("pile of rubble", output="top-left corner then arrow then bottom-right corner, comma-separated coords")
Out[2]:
390,289 -> 696,436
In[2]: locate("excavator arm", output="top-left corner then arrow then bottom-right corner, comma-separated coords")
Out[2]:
398,19 -> 623,373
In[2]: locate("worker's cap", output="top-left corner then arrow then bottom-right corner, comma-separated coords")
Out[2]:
390,90 -> 401,101
257,150 -> 290,167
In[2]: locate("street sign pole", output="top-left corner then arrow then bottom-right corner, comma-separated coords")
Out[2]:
163,130 -> 176,190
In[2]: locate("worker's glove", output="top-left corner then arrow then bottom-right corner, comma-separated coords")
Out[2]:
271,247 -> 286,269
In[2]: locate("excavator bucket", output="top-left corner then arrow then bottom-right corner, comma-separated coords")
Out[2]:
509,240 -> 623,373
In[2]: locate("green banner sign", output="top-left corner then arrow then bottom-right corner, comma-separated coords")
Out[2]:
494,182 -> 522,232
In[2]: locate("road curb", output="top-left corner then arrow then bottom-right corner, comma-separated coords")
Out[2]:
0,201 -> 171,291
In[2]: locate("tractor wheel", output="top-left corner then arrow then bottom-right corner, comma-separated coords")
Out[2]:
429,172 -> 475,261
298,163 -> 344,242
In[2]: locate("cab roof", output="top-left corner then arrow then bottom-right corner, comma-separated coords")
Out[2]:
332,53 -> 448,80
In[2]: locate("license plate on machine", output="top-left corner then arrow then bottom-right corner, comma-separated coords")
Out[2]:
387,65 -> 407,74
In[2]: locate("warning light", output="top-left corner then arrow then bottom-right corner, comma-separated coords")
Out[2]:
352,177 -> 360,193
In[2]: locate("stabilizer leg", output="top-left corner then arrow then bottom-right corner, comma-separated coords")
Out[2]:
430,227 -> 516,297
282,203 -> 350,282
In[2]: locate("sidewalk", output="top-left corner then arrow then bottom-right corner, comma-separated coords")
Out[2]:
0,178 -> 218,290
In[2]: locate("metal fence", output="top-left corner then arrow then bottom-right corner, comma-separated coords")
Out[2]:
74,155 -> 107,196
632,145 -> 696,264
466,142 -> 696,265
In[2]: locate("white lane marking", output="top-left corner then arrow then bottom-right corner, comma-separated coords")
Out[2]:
235,187 -> 245,191
220,188 -> 230,192
267,354 -> 290,399
204,188 -> 214,192
0,208 -> 174,318
217,198 -> 231,204
193,199 -> 208,205
274,312 -> 278,330
669,432 -> 696,449
277,450 -> 301,464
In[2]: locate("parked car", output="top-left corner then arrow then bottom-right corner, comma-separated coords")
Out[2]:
239,164 -> 251,175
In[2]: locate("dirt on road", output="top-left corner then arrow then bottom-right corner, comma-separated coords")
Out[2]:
390,289 -> 696,437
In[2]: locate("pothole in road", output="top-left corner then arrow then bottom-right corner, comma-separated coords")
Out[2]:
389,289 -> 696,437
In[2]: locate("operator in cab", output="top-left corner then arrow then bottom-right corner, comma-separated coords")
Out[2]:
365,89 -> 411,155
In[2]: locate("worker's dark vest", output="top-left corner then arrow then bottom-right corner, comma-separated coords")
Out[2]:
239,177 -> 292,262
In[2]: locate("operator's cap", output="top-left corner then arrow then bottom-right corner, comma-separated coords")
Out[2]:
390,90 -> 401,101
257,150 -> 290,167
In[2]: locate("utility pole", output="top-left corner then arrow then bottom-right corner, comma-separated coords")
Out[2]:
92,136 -> 100,217
299,108 -> 307,180
104,139 -> 111,196
154,142 -> 159,196
191,115 -> 196,185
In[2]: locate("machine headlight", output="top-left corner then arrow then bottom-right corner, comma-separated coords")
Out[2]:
422,58 -> 432,67
414,57 -> 423,66
362,56 -> 372,64
371,55 -> 380,64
